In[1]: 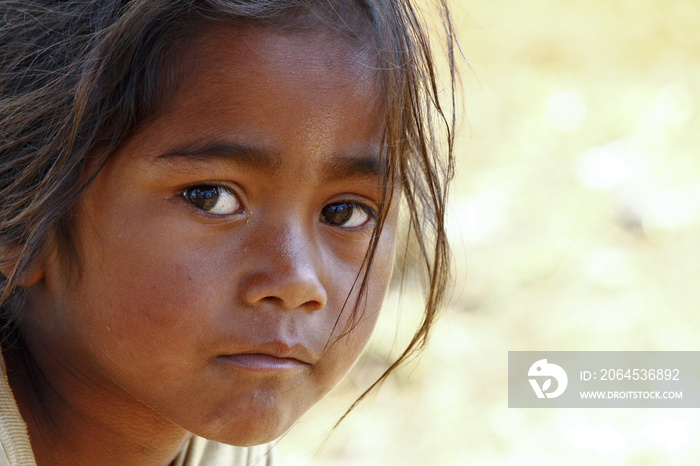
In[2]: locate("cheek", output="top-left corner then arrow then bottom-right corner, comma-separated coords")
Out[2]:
318,225 -> 397,381
61,208 -> 227,357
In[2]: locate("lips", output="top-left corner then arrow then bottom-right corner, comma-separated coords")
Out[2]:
216,340 -> 316,372
217,353 -> 309,372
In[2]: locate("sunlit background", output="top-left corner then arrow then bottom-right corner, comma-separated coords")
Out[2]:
276,1 -> 700,464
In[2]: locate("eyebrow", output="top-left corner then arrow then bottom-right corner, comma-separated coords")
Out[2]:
321,153 -> 382,183
158,141 -> 282,174
156,140 -> 383,182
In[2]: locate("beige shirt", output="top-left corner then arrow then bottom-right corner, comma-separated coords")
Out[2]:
0,351 -> 273,466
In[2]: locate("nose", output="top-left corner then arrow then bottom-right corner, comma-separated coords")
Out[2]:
238,226 -> 327,313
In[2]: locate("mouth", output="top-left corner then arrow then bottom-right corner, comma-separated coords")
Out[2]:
216,340 -> 316,372
217,353 -> 310,372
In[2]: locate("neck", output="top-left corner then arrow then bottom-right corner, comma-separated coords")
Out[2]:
3,341 -> 191,466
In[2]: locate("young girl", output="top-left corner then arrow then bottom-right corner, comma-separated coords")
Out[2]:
0,1 -> 456,464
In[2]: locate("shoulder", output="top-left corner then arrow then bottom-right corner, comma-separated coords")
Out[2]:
0,348 -> 36,466
173,436 -> 274,466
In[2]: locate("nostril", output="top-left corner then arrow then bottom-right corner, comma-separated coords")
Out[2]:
259,295 -> 285,307
302,299 -> 324,313
257,295 -> 324,313
238,263 -> 327,312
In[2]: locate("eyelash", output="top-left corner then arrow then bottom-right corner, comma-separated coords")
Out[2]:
319,201 -> 376,229
181,184 -> 376,229
182,184 -> 244,216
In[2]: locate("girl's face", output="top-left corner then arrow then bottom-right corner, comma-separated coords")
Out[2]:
25,26 -> 396,445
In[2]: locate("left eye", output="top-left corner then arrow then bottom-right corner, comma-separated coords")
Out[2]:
320,202 -> 375,228
183,185 -> 242,215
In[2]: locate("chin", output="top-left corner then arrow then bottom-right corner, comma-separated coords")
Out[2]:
201,418 -> 292,447
190,398 -> 301,446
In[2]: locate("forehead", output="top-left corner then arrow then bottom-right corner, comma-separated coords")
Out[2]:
137,24 -> 385,171
188,23 -> 376,82
170,23 -> 382,116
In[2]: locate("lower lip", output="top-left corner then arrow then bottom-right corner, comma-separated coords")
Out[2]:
217,354 -> 309,372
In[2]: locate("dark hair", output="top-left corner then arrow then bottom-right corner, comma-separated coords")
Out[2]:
0,0 -> 455,426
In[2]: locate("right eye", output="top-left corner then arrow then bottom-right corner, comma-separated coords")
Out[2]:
320,201 -> 376,229
183,185 -> 243,215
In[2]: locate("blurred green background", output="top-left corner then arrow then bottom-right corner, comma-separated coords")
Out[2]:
276,1 -> 700,464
